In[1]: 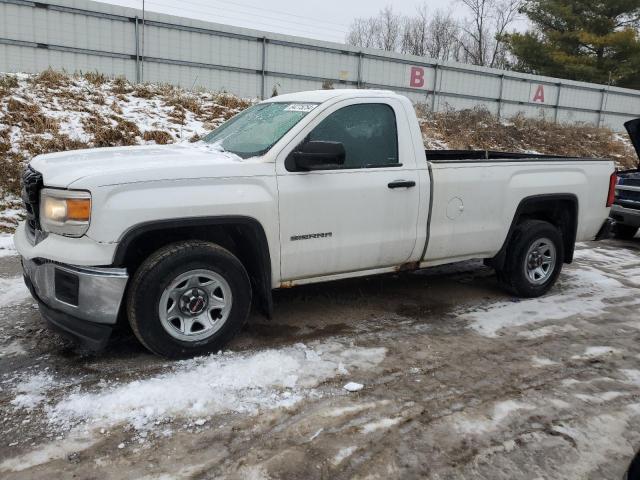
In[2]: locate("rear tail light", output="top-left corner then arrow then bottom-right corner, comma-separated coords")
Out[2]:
606,171 -> 617,207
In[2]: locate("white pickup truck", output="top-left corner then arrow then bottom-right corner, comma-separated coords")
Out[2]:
15,89 -> 617,358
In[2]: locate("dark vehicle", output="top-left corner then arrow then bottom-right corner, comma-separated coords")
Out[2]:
625,449 -> 640,479
611,118 -> 640,239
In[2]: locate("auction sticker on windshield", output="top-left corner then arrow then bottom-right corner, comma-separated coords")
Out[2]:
284,103 -> 317,113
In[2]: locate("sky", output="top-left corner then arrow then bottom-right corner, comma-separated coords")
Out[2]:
95,0 -> 501,44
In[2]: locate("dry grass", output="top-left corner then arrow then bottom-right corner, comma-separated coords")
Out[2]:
0,152 -> 27,197
92,93 -> 106,105
165,93 -> 202,114
83,71 -> 109,87
212,92 -> 251,110
19,134 -> 88,158
83,116 -> 141,147
169,105 -> 187,125
5,98 -> 59,134
143,130 -> 172,144
30,68 -> 69,89
110,101 -> 124,115
0,196 -> 23,233
420,107 -> 637,169
111,76 -> 132,95
133,84 -> 158,99
0,128 -> 10,155
0,74 -> 18,93
200,105 -> 232,123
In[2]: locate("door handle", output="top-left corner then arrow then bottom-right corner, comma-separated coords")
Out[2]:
388,180 -> 416,189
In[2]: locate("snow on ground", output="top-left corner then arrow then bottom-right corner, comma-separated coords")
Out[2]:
571,346 -> 619,360
360,417 -> 403,434
0,233 -> 16,257
332,446 -> 358,466
621,369 -> 640,386
0,276 -> 29,305
453,400 -> 536,435
0,209 -> 22,232
0,432 -> 100,473
18,342 -> 387,432
531,356 -> 559,367
10,373 -> 56,411
460,247 -> 640,337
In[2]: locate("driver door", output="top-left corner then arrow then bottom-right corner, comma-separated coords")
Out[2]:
276,99 -> 420,281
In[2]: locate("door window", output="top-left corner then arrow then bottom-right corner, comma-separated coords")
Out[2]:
305,103 -> 399,169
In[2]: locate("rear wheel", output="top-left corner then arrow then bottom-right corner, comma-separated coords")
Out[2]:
496,220 -> 564,298
127,241 -> 252,358
613,224 -> 638,240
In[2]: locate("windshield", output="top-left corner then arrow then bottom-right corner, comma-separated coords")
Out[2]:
202,102 -> 318,158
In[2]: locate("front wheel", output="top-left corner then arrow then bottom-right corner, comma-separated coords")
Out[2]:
127,241 -> 252,358
496,220 -> 564,298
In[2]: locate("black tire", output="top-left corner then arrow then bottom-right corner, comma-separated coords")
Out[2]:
613,224 -> 639,240
127,241 -> 252,358
496,220 -> 564,298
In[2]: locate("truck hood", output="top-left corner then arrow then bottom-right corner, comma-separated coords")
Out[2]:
30,144 -> 265,188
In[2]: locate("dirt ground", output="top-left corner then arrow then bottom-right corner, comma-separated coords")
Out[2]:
0,237 -> 639,480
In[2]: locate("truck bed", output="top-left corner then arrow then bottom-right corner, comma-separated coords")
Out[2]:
425,150 -> 599,163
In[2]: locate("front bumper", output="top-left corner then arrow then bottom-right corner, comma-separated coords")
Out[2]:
610,204 -> 640,228
22,257 -> 128,350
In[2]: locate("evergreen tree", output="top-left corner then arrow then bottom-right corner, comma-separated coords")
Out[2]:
507,0 -> 640,89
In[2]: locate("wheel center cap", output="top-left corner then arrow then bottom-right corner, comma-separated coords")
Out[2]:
529,251 -> 543,268
180,288 -> 208,316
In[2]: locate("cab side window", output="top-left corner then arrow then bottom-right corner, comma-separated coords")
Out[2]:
306,103 -> 399,169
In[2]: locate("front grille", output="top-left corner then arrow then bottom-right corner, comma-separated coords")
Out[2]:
21,166 -> 44,243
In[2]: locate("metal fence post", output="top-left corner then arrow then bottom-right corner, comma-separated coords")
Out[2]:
356,52 -> 363,88
134,16 -> 140,83
431,63 -> 439,112
497,74 -> 504,120
260,37 -> 267,100
598,88 -> 607,128
554,83 -> 562,123
141,0 -> 145,83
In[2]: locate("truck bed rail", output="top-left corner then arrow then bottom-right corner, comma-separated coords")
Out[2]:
425,150 -> 603,163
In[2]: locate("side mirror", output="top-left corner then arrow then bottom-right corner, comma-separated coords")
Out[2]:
290,141 -> 345,171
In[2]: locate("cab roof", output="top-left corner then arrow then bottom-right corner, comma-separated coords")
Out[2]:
261,89 -> 402,104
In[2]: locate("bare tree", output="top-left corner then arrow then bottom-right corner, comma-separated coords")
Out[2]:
458,0 -> 523,68
401,6 -> 464,62
426,10 -> 464,61
346,5 -> 401,52
346,17 -> 379,49
400,4 -> 429,56
377,6 -> 402,51
345,1 -> 520,67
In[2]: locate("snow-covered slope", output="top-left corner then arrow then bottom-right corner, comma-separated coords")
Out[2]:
0,69 -> 251,231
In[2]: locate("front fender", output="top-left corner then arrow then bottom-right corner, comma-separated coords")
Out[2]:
86,177 -> 280,279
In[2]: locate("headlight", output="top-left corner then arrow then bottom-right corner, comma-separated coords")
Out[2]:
40,188 -> 91,237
